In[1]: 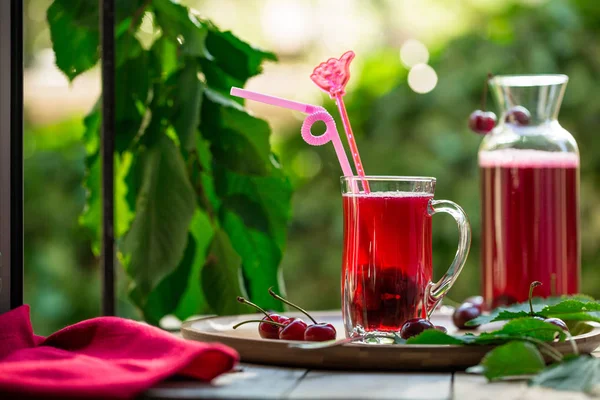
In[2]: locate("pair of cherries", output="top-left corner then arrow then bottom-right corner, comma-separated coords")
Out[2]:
469,106 -> 531,134
234,288 -> 337,342
468,73 -> 531,135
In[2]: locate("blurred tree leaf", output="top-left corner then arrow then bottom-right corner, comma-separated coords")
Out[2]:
121,134 -> 196,302
115,44 -> 150,152
152,0 -> 209,57
202,230 -> 249,315
205,28 -> 276,80
202,90 -> 272,175
169,63 -> 204,151
201,89 -> 292,309
173,210 -> 214,320
47,0 -> 100,81
131,232 -> 196,325
47,0 -> 147,81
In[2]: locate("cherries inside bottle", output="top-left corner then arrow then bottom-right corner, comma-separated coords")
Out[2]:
505,106 -> 531,125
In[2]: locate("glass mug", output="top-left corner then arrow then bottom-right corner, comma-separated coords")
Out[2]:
341,176 -> 471,337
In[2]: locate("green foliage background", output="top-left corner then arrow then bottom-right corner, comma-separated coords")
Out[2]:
34,0 -> 292,331
23,0 -> 600,334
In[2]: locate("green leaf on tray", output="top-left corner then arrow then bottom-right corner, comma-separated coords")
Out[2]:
407,317 -> 565,346
406,329 -> 469,345
473,341 -> 546,381
529,356 -> 600,395
481,317 -> 567,342
467,295 -> 600,326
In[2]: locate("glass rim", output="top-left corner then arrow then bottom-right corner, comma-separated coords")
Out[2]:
489,74 -> 568,87
341,175 -> 436,183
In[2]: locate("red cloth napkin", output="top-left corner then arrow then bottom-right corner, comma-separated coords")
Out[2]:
0,305 -> 238,399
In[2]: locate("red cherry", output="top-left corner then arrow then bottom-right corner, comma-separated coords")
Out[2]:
258,314 -> 289,339
505,106 -> 530,125
304,323 -> 337,342
279,318 -> 308,341
468,110 -> 497,134
400,318 -> 435,339
452,303 -> 481,330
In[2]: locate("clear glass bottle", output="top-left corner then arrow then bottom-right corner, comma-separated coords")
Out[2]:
479,75 -> 579,309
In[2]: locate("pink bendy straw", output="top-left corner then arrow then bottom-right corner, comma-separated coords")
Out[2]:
230,87 -> 354,179
310,51 -> 369,191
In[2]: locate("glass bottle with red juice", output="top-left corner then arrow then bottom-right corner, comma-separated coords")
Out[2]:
479,75 -> 580,309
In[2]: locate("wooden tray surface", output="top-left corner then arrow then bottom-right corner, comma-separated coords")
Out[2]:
181,310 -> 600,371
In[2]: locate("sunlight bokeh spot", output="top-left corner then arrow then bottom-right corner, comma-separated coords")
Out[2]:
400,39 -> 429,67
408,64 -> 437,94
261,0 -> 311,54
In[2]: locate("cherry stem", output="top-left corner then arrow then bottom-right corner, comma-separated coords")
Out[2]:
481,72 -> 493,111
236,296 -> 273,321
232,319 -> 286,330
268,287 -> 318,324
529,281 -> 542,316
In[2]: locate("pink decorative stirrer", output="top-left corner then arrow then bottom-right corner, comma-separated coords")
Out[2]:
311,51 -> 368,190
230,87 -> 354,179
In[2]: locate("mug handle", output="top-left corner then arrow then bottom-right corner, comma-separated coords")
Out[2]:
425,199 -> 472,317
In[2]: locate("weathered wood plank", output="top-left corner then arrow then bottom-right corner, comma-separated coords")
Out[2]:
288,370 -> 451,400
143,363 -> 307,399
453,372 -> 589,400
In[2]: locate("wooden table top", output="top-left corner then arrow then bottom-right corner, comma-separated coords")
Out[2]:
143,350 -> 599,400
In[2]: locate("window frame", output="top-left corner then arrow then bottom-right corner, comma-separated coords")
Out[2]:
0,0 -> 24,313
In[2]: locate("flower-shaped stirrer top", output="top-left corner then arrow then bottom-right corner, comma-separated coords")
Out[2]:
311,51 -> 368,190
310,51 -> 355,97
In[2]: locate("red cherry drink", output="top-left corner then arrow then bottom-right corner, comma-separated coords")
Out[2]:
480,149 -> 579,309
342,192 -> 433,334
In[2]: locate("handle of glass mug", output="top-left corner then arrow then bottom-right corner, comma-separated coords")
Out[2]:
425,199 -> 472,317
